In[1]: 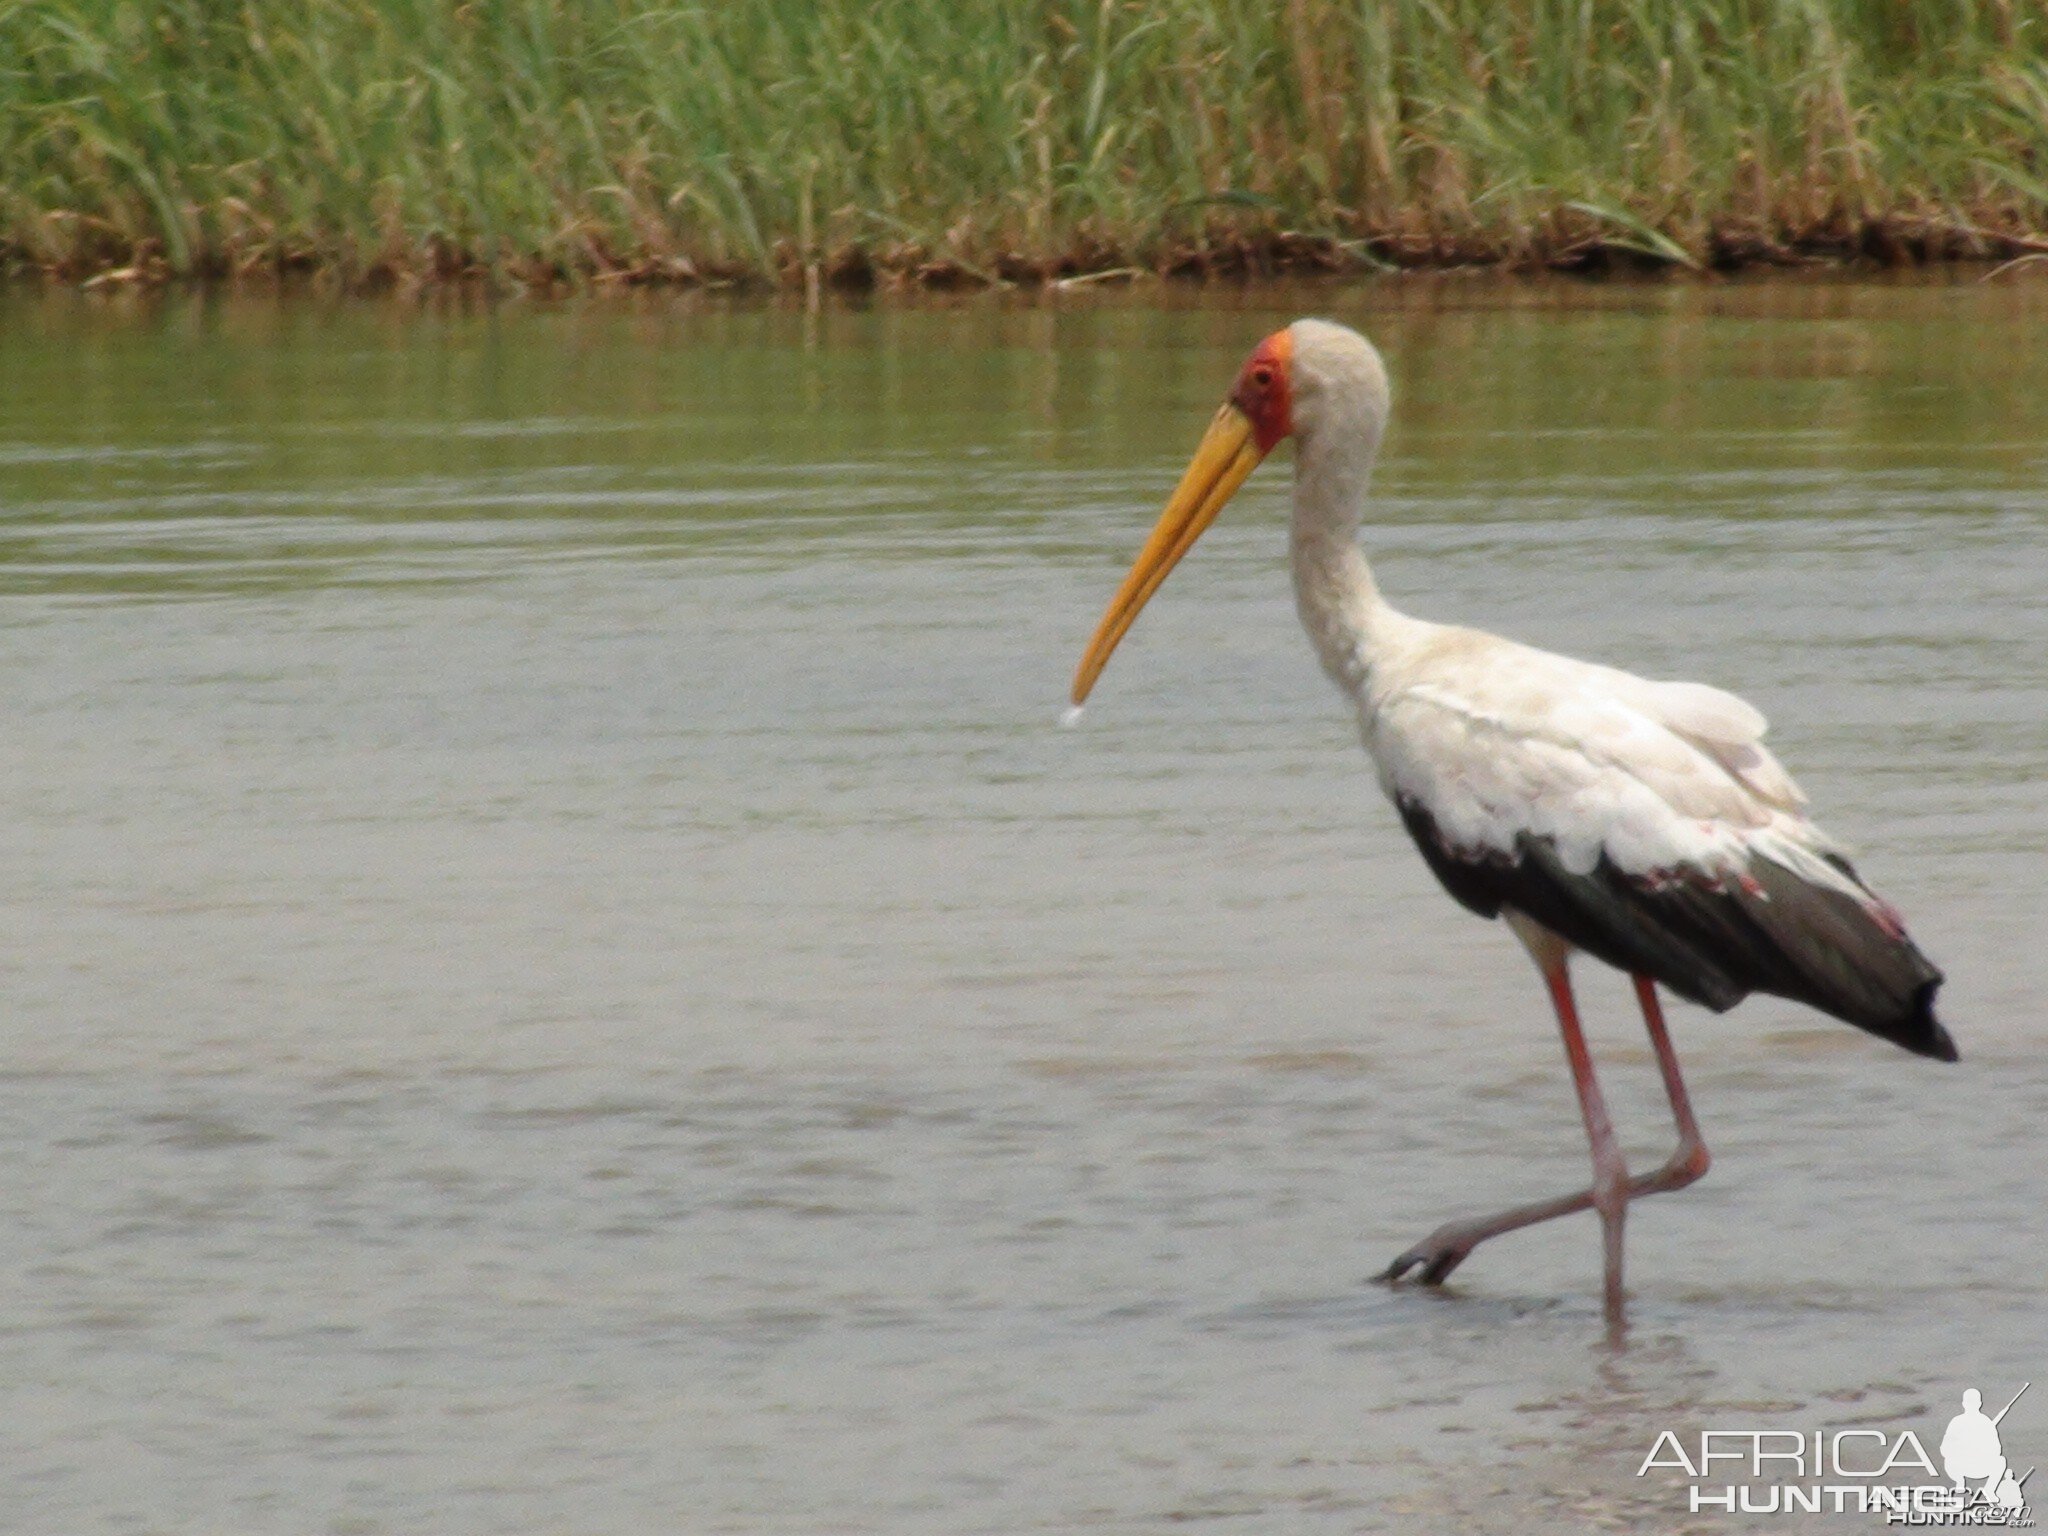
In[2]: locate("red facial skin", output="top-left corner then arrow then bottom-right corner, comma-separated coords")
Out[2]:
1228,330 -> 1295,452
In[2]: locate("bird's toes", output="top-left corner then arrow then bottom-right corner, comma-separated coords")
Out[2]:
1381,1231 -> 1474,1288
1419,1248 -> 1470,1285
1380,1251 -> 1424,1285
1382,1243 -> 1467,1287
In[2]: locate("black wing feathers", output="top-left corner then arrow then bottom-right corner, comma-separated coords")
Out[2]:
1396,797 -> 1956,1062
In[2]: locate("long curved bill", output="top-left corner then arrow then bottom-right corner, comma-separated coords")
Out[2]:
1070,403 -> 1266,707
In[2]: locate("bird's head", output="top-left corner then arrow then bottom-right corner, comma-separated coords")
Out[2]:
1068,318 -> 1388,709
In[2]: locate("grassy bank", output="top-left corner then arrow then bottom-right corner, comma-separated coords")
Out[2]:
4,0 -> 2047,289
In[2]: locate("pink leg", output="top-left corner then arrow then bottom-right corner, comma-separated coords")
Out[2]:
1385,967 -> 1710,1319
1547,960 -> 1629,1322
1634,973 -> 1711,1190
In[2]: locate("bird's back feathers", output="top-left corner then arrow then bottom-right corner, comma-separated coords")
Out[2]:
1360,620 -> 1954,1060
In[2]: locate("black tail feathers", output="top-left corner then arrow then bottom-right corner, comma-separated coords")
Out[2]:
1901,978 -> 1959,1063
1393,796 -> 1960,1062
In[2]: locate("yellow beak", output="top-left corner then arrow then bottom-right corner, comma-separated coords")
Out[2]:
1070,403 -> 1267,706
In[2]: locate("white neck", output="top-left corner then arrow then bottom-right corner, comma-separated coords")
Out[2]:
1288,415 -> 1398,697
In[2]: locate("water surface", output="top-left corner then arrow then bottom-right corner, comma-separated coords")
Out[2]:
1,276 -> 2044,1533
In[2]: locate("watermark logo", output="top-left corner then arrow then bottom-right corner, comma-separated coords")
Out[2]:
1940,1388 -> 2031,1523
1637,1382 -> 2033,1525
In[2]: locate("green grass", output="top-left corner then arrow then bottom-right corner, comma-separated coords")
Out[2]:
3,0 -> 2046,286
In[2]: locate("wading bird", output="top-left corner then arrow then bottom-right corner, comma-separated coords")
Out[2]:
1067,319 -> 1955,1323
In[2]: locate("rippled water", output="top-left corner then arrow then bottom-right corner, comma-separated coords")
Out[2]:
2,276 -> 2044,1533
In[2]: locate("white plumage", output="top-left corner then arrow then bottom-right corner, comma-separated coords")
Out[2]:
1068,316 -> 1951,1324
1360,622 -> 1846,888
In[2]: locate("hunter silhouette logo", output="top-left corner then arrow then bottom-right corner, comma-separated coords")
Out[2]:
1941,1386 -> 2031,1519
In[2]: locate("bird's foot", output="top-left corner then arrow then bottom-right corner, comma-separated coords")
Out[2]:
1381,1224 -> 1480,1286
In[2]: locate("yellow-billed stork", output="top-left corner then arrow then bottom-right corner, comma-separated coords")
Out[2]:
1068,318 -> 1955,1323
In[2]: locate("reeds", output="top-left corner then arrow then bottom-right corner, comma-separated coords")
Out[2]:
3,0 -> 2045,287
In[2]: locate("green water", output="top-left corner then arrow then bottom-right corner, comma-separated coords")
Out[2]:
1,275 -> 2043,1533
